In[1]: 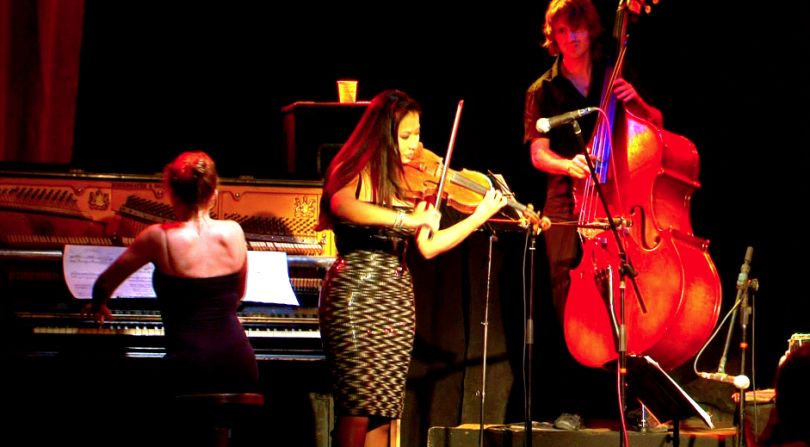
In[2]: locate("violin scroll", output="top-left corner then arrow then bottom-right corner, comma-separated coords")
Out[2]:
522,203 -> 552,235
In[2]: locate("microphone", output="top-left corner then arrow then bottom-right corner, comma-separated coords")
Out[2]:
535,107 -> 599,133
736,246 -> 754,289
698,372 -> 751,389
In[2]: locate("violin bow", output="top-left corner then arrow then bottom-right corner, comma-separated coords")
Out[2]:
433,100 -> 464,210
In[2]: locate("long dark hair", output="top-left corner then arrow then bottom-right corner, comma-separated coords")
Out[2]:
318,90 -> 421,229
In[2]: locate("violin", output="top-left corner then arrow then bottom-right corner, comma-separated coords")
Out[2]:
402,144 -> 549,232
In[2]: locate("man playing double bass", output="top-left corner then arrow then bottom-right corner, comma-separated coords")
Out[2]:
521,0 -> 663,427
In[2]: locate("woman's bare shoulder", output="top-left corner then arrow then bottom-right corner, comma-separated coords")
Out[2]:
211,219 -> 247,244
213,218 -> 244,232
136,223 -> 166,245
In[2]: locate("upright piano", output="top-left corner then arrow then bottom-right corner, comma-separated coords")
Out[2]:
0,167 -> 335,361
0,167 -> 337,446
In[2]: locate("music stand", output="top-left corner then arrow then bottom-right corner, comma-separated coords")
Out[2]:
625,355 -> 714,447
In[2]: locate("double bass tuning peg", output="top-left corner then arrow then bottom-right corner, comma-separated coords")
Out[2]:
626,0 -> 657,16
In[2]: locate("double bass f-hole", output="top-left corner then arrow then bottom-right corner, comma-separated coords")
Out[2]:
629,205 -> 660,250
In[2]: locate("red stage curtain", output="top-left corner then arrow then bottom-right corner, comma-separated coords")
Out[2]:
0,0 -> 84,163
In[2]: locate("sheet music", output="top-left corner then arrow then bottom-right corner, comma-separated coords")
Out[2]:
642,355 -> 714,429
63,245 -> 154,299
63,245 -> 299,305
243,251 -> 298,305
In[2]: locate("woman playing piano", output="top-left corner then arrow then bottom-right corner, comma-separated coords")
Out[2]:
85,151 -> 259,397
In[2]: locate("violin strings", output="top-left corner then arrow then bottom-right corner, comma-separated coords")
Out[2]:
449,170 -> 493,194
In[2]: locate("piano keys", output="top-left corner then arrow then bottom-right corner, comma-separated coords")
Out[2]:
17,306 -> 322,361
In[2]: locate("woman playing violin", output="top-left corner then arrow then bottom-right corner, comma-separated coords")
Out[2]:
317,89 -> 508,447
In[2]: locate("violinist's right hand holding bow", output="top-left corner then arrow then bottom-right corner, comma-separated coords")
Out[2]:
413,190 -> 506,260
409,200 -> 442,233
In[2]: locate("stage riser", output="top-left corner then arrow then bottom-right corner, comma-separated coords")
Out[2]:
427,427 -> 736,447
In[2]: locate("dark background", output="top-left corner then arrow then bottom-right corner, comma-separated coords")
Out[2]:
67,0 -> 808,438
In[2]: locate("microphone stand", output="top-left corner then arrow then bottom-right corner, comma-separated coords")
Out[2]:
524,226 -> 538,447
713,246 -> 754,447
735,276 -> 758,447
477,231 -> 498,447
717,247 -> 754,376
736,282 -> 749,447
482,174 -> 542,447
570,119 -> 642,447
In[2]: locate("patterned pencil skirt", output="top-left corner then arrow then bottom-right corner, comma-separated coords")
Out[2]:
318,249 -> 415,419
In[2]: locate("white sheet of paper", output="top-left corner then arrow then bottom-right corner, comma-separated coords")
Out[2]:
63,245 -> 155,299
63,245 -> 299,306
243,251 -> 299,305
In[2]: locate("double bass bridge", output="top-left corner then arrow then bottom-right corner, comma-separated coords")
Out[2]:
576,216 -> 632,240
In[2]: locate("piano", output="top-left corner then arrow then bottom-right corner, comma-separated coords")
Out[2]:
0,167 -> 340,446
0,167 -> 336,362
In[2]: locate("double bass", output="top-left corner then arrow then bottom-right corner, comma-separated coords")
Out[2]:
562,0 -> 722,370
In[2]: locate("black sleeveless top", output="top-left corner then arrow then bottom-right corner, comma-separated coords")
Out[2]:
153,269 -> 259,394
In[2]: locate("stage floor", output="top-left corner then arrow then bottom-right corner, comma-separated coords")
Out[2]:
428,422 -> 738,447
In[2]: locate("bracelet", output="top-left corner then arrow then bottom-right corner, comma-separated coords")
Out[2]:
393,211 -> 406,229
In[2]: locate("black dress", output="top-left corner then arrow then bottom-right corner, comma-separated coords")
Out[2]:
153,269 -> 259,395
319,223 -> 414,419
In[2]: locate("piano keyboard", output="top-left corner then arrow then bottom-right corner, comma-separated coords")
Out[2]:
32,325 -> 321,338
16,310 -> 324,361
28,308 -> 320,338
